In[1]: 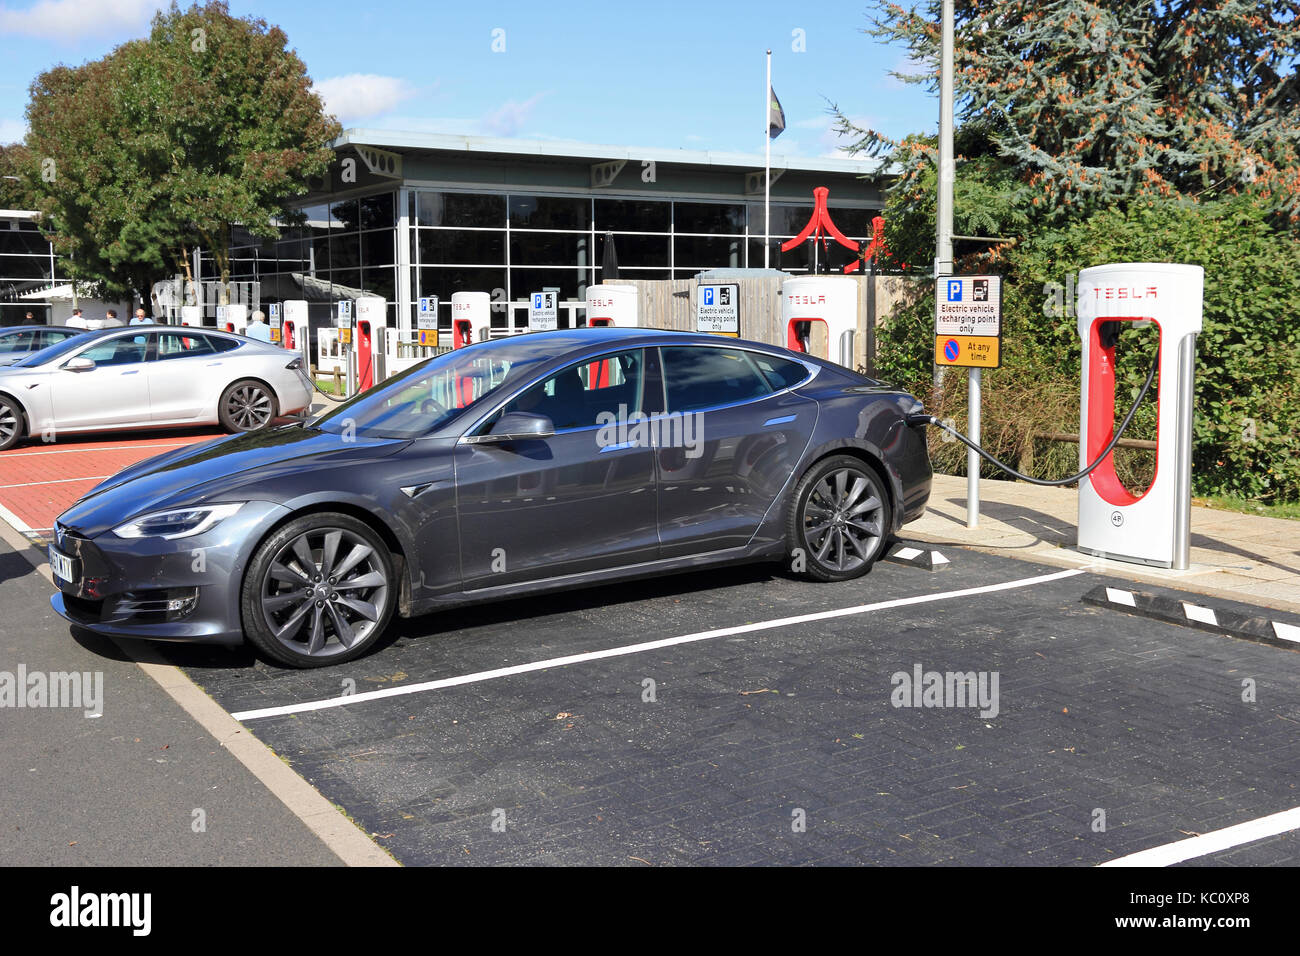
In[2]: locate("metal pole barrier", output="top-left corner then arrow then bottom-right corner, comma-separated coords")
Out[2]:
1172,333 -> 1196,570
967,367 -> 980,529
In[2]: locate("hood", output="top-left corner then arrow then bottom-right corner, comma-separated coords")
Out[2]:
58,424 -> 409,537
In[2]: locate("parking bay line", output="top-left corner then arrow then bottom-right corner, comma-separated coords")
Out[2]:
0,475 -> 111,489
1099,805 -> 1300,867
231,567 -> 1086,722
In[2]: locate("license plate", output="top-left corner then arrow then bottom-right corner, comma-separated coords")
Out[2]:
49,546 -> 75,585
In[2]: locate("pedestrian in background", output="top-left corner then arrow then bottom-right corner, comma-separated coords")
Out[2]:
245,310 -> 273,343
65,308 -> 87,329
102,309 -> 124,328
129,308 -> 153,325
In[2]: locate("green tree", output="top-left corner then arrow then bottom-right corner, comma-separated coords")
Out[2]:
840,1 -> 1299,227
22,1 -> 341,302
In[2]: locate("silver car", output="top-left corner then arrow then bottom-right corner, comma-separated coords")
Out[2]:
0,326 -> 313,450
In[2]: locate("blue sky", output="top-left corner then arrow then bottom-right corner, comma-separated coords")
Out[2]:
0,0 -> 938,160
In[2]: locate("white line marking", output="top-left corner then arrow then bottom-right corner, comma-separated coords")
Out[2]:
1099,805 -> 1300,867
232,567 -> 1086,721
1105,587 -> 1136,607
1182,602 -> 1218,626
0,502 -> 32,534
1273,621 -> 1300,644
0,475 -> 110,490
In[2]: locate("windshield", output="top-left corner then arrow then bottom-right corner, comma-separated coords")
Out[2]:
312,339 -> 554,439
10,329 -> 97,368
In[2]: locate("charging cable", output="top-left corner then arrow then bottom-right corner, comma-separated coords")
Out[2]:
910,346 -> 1160,487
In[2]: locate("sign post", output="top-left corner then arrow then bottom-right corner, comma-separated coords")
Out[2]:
336,299 -> 354,395
417,296 -> 439,346
268,303 -> 282,344
934,274 -> 1003,528
527,291 -> 558,332
696,283 -> 740,337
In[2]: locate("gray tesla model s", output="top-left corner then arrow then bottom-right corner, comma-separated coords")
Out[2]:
49,328 -> 931,667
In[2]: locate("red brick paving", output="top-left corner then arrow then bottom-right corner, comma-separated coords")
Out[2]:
0,428 -> 223,533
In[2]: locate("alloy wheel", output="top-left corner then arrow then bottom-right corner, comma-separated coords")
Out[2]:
259,527 -> 390,660
226,383 -> 273,430
801,467 -> 885,574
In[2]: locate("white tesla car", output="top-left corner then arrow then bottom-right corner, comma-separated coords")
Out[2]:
0,326 -> 313,451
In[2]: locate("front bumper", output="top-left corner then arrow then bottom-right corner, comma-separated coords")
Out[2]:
48,500 -> 291,645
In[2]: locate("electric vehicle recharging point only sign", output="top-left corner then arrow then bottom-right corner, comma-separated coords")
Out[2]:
935,275 -> 1002,368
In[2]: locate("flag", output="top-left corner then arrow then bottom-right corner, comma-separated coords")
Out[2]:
768,86 -> 785,139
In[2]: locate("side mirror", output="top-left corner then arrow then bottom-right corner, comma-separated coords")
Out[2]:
63,357 -> 95,372
464,411 -> 555,444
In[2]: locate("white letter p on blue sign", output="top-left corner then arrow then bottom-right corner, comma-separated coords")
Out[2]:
948,280 -> 962,302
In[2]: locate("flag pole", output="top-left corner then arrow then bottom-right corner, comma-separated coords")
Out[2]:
764,48 -> 772,269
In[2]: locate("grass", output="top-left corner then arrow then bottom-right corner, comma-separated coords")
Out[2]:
313,377 -> 346,396
1192,495 -> 1300,521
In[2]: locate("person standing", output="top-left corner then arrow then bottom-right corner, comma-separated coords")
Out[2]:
244,310 -> 273,343
129,308 -> 153,325
102,309 -> 124,328
65,308 -> 88,330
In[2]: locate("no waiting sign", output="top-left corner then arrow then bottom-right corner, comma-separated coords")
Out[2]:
934,275 -> 1002,368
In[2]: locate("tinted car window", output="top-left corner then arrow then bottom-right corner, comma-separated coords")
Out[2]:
0,330 -> 36,353
36,328 -> 77,348
751,353 -> 811,391
78,336 -> 148,367
497,350 -> 644,431
210,336 -> 241,353
155,331 -> 217,360
661,346 -> 772,413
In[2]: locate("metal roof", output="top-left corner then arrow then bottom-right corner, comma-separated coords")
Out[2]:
335,129 -> 897,178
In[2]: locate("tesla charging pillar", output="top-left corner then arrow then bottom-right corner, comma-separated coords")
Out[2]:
282,299 -> 309,362
218,303 -> 248,334
355,296 -> 385,390
780,275 -> 857,367
1076,262 -> 1204,569
179,305 -> 202,327
584,285 -> 638,327
451,292 -> 489,349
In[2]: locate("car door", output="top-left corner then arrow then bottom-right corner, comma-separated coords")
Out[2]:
453,348 -> 660,590
654,345 -> 817,558
146,330 -> 226,422
49,332 -> 152,429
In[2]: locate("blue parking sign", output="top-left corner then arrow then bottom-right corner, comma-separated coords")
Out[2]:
704,288 -> 714,305
947,280 -> 963,302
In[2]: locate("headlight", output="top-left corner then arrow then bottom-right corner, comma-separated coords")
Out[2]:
112,503 -> 246,540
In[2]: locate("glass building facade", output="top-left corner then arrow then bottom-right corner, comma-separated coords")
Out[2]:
226,132 -> 886,341
0,214 -> 66,325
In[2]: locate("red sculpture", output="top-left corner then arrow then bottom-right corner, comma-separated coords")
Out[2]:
781,187 -> 891,274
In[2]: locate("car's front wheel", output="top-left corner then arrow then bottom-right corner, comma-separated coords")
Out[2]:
0,396 -> 24,452
219,378 -> 277,432
787,455 -> 892,582
241,513 -> 396,668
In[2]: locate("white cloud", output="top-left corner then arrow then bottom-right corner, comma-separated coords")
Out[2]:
0,118 -> 27,145
0,0 -> 159,40
481,93 -> 547,138
314,74 -> 419,123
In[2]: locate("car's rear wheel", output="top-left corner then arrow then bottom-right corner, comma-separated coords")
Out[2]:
0,396 -> 24,451
241,513 -> 395,668
219,379 -> 277,432
787,455 -> 891,582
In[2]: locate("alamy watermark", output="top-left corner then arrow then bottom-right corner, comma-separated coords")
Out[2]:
595,404 -> 703,459
0,666 -> 102,717
890,663 -> 999,718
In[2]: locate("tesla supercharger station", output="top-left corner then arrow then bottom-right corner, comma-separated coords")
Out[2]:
217,302 -> 248,334
282,299 -> 309,362
179,305 -> 202,327
781,275 -> 857,368
336,299 -> 355,395
584,284 -> 638,328
1076,262 -> 1204,569
354,295 -> 385,391
451,292 -> 489,349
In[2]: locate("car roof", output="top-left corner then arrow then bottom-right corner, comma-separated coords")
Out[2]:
0,325 -> 77,334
